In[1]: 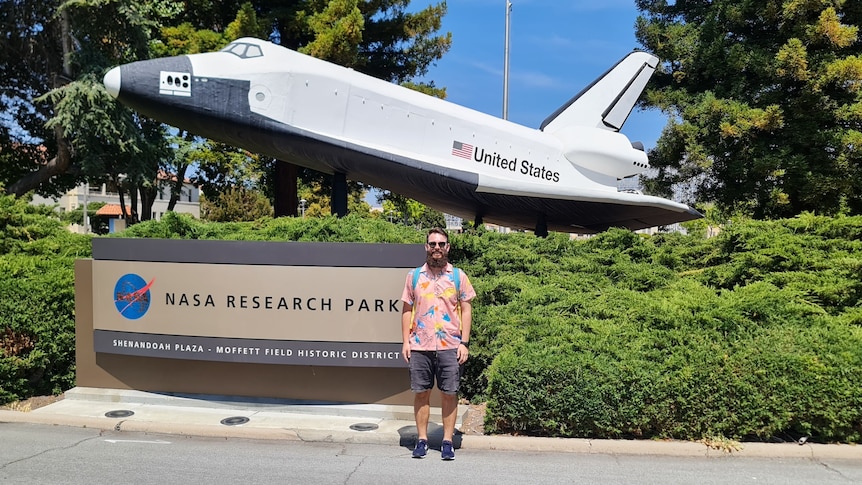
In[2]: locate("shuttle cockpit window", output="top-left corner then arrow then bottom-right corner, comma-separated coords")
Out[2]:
221,42 -> 263,59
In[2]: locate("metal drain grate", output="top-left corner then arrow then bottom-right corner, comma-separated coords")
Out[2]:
105,410 -> 135,418
349,423 -> 379,432
220,416 -> 250,426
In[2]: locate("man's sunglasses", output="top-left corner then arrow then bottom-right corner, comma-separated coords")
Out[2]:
426,241 -> 448,247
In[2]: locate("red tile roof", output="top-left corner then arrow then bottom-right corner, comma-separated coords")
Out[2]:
95,204 -> 130,217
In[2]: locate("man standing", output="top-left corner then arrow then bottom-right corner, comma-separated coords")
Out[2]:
401,227 -> 475,460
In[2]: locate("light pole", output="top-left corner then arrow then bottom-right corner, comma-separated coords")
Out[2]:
503,1 -> 512,120
299,198 -> 307,218
82,181 -> 88,234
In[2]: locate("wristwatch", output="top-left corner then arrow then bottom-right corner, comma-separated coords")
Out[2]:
460,341 -> 469,348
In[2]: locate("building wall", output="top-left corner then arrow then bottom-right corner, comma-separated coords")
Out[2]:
31,182 -> 200,233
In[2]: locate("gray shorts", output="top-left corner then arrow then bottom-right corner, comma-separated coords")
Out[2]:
409,350 -> 462,395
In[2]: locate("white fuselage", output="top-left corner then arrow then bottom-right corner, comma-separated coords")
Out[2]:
189,39 -> 649,205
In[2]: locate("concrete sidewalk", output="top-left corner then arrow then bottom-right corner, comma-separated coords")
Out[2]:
1,387 -> 859,460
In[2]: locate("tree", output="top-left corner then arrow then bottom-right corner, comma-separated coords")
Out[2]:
194,139 -> 269,200
380,191 -> 444,228
636,0 -> 862,219
300,0 -> 365,65
295,173 -> 371,217
0,0 -> 70,198
62,201 -> 109,235
200,187 -> 273,222
0,0 -> 177,225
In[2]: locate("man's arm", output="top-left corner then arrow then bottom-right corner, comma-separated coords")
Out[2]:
401,302 -> 413,363
457,300 -> 472,364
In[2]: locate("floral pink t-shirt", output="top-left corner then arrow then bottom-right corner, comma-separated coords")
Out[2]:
401,263 -> 476,351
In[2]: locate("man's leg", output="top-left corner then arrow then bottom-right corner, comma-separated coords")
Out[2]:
409,351 -> 433,458
441,391 -> 458,442
414,390 -> 431,440
437,349 -> 461,457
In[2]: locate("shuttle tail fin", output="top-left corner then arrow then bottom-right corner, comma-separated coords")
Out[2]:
540,51 -> 659,134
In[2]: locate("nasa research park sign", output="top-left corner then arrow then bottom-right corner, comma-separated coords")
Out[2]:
89,238 -> 421,367
75,238 -> 426,405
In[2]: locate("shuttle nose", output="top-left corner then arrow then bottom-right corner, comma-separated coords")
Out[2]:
103,67 -> 121,98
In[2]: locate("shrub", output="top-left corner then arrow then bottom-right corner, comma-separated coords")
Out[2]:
0,194 -> 89,402
473,219 -> 862,443
3,206 -> 861,443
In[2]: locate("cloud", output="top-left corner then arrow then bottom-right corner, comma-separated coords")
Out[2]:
466,60 -> 503,78
511,70 -> 559,89
568,0 -> 635,12
520,32 -> 626,65
463,58 -> 559,89
501,0 -> 634,12
534,0 -> 634,12
543,34 -> 577,50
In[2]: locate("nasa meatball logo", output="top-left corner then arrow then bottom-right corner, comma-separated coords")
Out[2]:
113,274 -> 154,320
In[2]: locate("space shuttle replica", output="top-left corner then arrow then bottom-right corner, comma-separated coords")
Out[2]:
104,37 -> 700,234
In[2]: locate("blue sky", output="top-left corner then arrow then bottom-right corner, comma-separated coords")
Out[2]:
415,0 -> 666,150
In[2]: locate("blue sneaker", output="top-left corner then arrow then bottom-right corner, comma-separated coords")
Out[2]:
412,439 -> 428,458
441,440 -> 455,460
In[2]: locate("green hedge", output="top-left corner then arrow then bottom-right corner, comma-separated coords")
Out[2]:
2,204 -> 860,443
477,222 -> 862,443
484,281 -> 862,442
0,195 -> 91,402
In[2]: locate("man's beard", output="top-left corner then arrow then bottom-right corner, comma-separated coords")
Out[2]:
426,252 -> 448,268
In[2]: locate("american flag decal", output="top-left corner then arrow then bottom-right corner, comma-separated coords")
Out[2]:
451,141 -> 473,159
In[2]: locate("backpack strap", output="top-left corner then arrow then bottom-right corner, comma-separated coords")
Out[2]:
411,266 -> 422,292
453,267 -> 462,332
409,267 -> 422,331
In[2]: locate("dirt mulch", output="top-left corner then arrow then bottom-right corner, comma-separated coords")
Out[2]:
460,402 -> 487,435
0,394 -> 64,412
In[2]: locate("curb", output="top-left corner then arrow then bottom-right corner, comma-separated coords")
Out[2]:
3,408 -> 860,459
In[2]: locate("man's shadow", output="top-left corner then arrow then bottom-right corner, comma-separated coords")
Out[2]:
398,423 -> 464,451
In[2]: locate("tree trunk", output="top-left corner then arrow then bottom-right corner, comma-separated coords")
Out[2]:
167,163 -> 189,212
139,182 -> 157,221
118,187 -> 129,224
8,10 -> 75,198
6,125 -> 73,196
128,184 -> 139,224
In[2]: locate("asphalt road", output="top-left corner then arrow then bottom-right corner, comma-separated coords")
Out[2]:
2,422 -> 861,484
